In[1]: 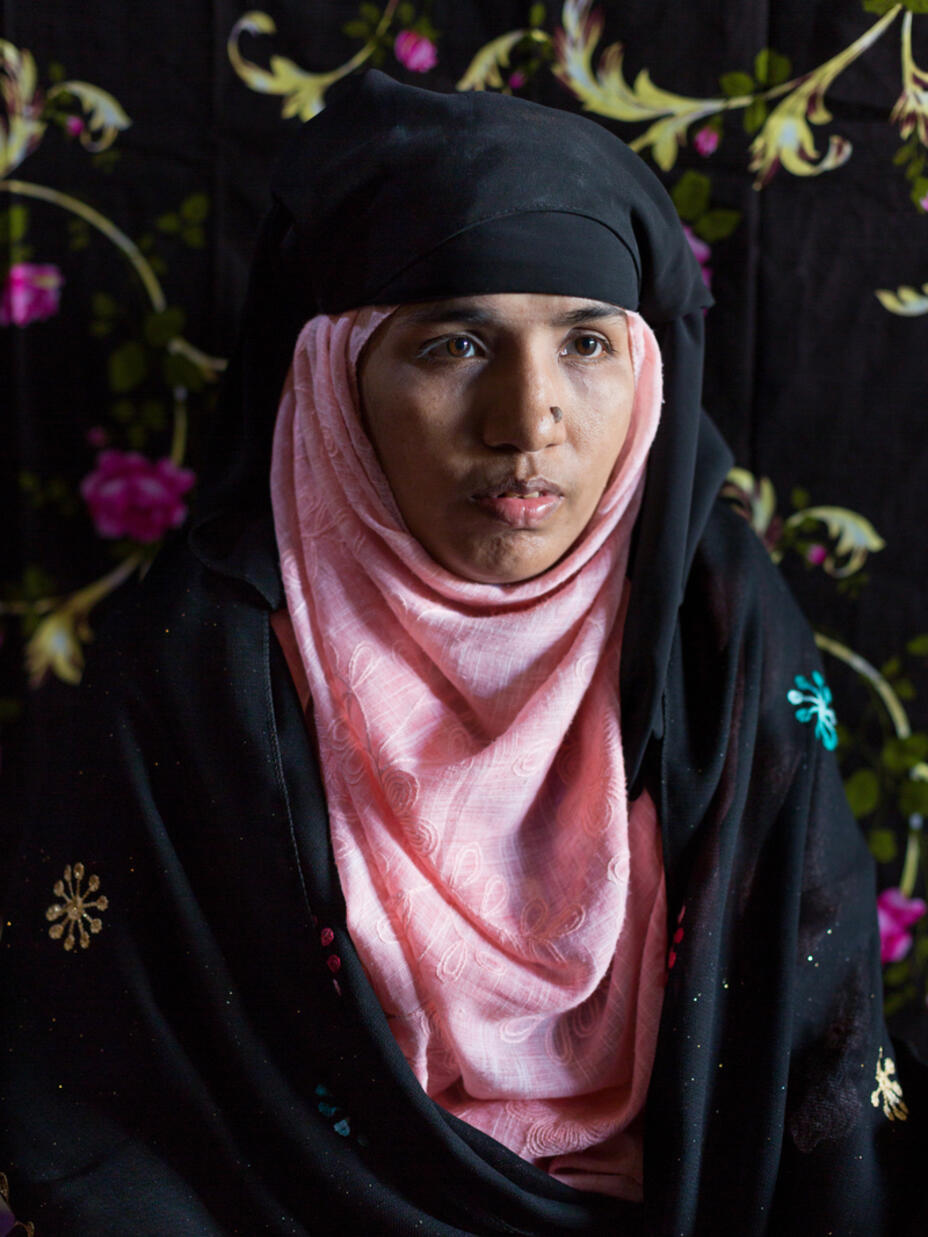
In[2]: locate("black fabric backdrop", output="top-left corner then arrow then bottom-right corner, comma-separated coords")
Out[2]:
2,2 -> 927,1040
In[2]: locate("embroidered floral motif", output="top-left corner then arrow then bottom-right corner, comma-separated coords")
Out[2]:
870,1049 -> 909,1121
788,671 -> 838,750
315,1084 -> 369,1146
313,916 -> 343,996
667,902 -> 686,971
45,862 -> 108,951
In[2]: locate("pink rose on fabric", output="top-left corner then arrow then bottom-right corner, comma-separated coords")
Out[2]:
806,544 -> 827,565
920,191 -> 928,212
508,71 -> 526,90
683,225 -> 712,290
65,115 -> 85,136
81,449 -> 195,543
877,887 -> 927,964
0,263 -> 65,327
693,126 -> 719,156
394,30 -> 437,73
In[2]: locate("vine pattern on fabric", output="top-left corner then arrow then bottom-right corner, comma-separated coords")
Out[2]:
724,472 -> 928,986
2,9 -> 921,693
0,41 -> 223,689
231,2 -> 928,311
45,862 -> 108,951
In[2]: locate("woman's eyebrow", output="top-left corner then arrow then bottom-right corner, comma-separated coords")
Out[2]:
400,301 -> 627,328
400,303 -> 496,327
553,304 -> 627,326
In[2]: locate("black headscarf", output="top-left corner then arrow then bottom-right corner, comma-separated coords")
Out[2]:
192,69 -> 733,794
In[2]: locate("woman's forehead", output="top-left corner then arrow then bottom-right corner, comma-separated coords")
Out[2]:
390,294 -> 629,329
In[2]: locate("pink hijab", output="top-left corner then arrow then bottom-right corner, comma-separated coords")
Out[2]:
271,306 -> 667,1201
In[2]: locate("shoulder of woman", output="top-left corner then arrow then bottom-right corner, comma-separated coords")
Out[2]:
681,496 -> 813,651
83,530 -> 269,702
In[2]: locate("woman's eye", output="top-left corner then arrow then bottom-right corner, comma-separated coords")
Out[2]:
570,335 -> 605,358
445,336 -> 476,359
418,335 -> 480,361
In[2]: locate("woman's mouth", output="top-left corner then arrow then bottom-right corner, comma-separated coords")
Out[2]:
471,478 -> 564,529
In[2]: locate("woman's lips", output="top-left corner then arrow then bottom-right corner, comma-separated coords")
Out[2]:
471,478 -> 564,529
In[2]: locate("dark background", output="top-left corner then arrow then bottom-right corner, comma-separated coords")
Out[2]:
2,1 -> 926,1040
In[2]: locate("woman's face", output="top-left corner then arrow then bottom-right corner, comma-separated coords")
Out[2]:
358,293 -> 635,585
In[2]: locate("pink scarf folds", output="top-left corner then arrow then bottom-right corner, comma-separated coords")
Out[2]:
270,307 -> 668,1201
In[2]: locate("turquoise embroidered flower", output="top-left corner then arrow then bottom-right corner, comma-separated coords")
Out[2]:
788,671 -> 838,750
314,1083 -> 369,1146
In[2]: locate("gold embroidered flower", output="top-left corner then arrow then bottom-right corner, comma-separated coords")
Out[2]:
46,861 -> 108,951
870,1049 -> 909,1122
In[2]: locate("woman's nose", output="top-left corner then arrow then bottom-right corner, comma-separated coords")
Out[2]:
478,352 -> 568,453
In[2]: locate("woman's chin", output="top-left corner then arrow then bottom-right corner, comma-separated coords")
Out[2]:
430,530 -> 572,586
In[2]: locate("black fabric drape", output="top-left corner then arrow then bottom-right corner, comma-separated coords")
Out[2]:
1,503 -> 925,1233
3,5 -> 928,1231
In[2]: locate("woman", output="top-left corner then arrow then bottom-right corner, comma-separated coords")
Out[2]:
0,70 -> 924,1235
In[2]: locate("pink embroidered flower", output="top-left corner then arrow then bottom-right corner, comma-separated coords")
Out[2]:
693,126 -> 719,156
683,226 -> 712,290
65,115 -> 85,136
80,449 -> 195,543
919,190 -> 928,213
508,71 -> 526,90
394,30 -> 437,73
0,263 -> 65,327
806,543 -> 827,565
877,887 -> 927,964
668,903 -> 686,971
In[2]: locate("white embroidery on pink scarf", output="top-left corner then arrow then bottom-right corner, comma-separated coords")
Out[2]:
271,306 -> 668,1200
